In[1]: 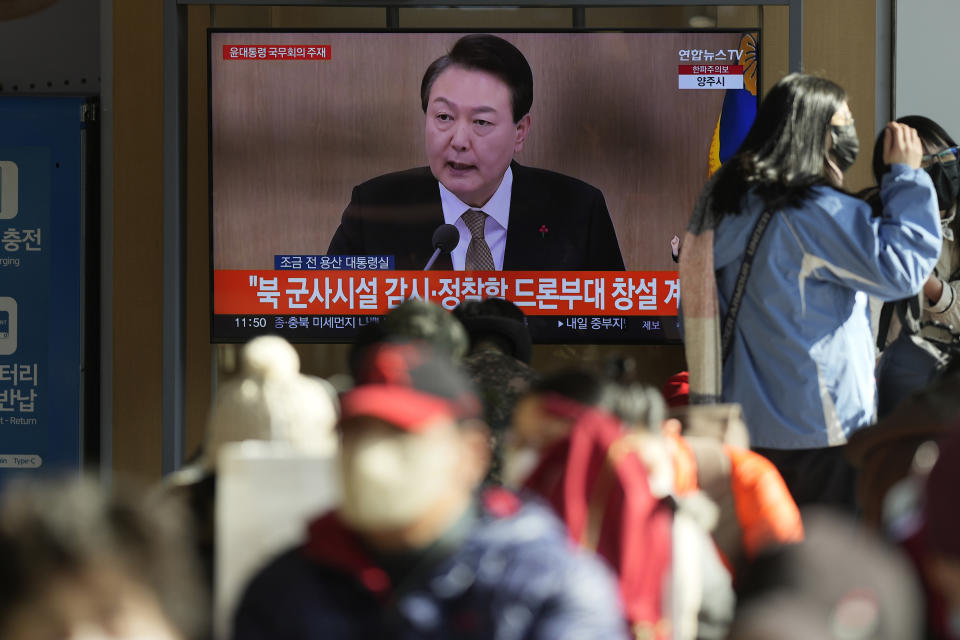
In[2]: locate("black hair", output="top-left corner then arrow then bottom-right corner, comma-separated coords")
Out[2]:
347,300 -> 469,377
871,114 -> 957,183
452,297 -> 532,363
871,115 -> 959,238
455,297 -> 525,324
531,370 -> 612,409
707,73 -> 848,218
420,34 -> 534,123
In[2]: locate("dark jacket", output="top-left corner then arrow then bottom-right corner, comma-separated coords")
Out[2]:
327,163 -> 625,270
232,490 -> 629,640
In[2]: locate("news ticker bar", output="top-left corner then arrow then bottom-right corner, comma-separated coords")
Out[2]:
214,270 -> 681,317
212,314 -> 682,344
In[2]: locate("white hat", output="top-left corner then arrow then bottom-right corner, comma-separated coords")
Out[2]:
203,336 -> 338,467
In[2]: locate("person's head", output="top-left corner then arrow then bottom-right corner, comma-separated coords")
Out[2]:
511,369 -> 669,443
203,335 -> 338,467
0,477 -> 205,640
711,74 -> 853,216
733,509 -> 923,640
421,34 -> 533,208
872,115 -> 960,218
349,300 -> 469,377
452,297 -> 532,363
337,342 -> 489,551
510,370 -> 615,450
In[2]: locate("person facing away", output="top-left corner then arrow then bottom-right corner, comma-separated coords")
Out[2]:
164,334 -> 339,611
327,34 -> 625,271
729,509 -> 924,640
347,298 -> 470,381
680,72 -> 941,510
453,297 -> 540,485
0,476 -> 206,640
231,342 -> 629,640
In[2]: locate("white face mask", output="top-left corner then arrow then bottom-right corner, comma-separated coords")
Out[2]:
338,422 -> 462,532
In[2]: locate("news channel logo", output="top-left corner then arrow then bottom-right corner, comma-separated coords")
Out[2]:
0,297 -> 15,355
0,161 -> 19,220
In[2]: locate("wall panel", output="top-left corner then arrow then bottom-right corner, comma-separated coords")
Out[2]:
803,0 -> 876,192
113,0 -> 164,479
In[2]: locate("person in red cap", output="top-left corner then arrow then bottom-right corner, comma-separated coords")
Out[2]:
662,370 -> 690,408
231,342 -> 629,640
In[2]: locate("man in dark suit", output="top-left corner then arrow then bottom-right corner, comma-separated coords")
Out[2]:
327,34 -> 625,271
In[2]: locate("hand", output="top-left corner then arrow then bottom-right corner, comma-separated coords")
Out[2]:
883,122 -> 923,169
670,234 -> 680,254
923,275 -> 944,305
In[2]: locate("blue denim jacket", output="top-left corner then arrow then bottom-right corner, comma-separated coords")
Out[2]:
714,164 -> 941,448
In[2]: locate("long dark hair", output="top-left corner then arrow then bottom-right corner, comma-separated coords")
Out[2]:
706,73 -> 848,220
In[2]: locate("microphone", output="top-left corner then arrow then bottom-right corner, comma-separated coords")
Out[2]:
424,224 -> 459,270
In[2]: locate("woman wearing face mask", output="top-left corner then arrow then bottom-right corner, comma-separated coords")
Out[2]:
679,74 -> 941,511
871,116 -> 960,416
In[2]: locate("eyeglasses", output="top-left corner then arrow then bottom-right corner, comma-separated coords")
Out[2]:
921,146 -> 960,167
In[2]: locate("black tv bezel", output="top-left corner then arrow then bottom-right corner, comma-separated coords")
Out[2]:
207,26 -> 761,344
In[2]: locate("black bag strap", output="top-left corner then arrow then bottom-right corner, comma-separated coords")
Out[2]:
721,209 -> 774,362
877,294 -> 926,352
878,263 -> 960,352
877,300 -> 898,351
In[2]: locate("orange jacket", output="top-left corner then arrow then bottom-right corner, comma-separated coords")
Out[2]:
668,433 -> 803,570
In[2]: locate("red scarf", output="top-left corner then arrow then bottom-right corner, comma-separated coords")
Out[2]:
523,404 -> 673,638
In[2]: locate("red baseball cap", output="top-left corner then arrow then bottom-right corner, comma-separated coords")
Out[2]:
662,371 -> 690,408
340,342 -> 481,432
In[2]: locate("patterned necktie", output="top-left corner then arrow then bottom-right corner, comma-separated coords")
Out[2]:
462,209 -> 495,271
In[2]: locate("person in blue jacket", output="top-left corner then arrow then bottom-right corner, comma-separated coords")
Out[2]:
231,341 -> 629,640
681,73 -> 941,510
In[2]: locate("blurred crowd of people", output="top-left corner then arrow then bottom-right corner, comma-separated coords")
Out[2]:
4,72 -> 960,640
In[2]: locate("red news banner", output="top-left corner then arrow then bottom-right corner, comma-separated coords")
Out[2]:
215,271 -> 681,316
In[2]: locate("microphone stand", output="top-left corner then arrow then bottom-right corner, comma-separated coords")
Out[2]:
424,248 -> 443,271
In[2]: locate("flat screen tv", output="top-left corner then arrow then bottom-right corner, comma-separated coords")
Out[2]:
209,29 -> 759,343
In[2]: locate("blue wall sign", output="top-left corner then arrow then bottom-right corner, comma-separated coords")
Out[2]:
0,97 -> 91,484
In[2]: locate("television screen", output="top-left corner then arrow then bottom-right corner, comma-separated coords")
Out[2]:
209,29 -> 759,343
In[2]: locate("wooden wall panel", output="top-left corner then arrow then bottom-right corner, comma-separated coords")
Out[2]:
211,5 -> 271,28
716,7 -> 760,28
212,5 -> 386,28
270,7 -> 385,28
760,5 -> 789,98
803,0 -> 876,192
400,8 -> 571,28
586,7 -> 702,28
113,0 -> 163,479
